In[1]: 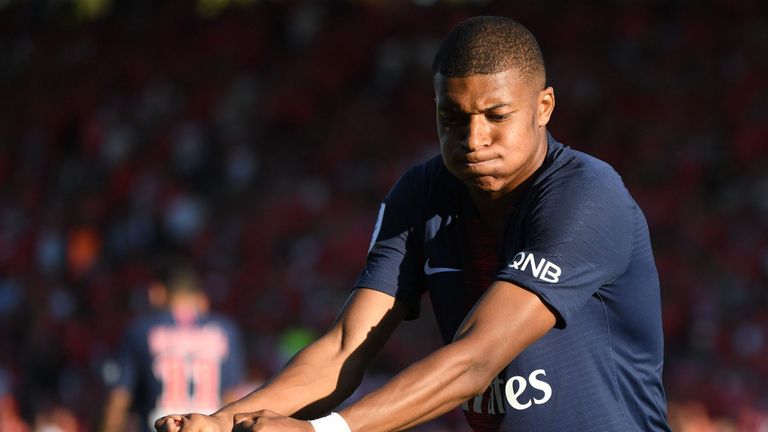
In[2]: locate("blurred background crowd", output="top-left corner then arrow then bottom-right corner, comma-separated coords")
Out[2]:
0,0 -> 766,430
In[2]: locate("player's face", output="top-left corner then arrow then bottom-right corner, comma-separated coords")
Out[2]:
435,69 -> 554,198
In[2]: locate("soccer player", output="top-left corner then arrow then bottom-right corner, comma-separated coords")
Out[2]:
101,263 -> 245,432
155,16 -> 670,432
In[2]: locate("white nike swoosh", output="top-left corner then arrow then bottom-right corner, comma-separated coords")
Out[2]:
424,259 -> 462,275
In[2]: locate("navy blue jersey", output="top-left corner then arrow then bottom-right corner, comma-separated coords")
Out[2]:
355,134 -> 670,431
108,310 -> 245,431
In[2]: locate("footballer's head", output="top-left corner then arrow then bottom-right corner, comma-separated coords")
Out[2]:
432,17 -> 554,199
432,16 -> 546,92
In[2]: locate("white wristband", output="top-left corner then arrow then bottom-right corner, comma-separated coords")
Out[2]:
308,412 -> 352,432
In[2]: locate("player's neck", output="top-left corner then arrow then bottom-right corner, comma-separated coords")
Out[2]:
467,191 -> 518,235
467,167 -> 541,234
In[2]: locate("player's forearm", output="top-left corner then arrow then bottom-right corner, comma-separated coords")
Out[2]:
100,410 -> 126,432
212,333 -> 365,422
100,388 -> 131,432
338,283 -> 557,432
339,338 -> 496,432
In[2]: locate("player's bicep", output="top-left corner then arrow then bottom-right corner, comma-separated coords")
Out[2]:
355,165 -> 428,319
328,288 -> 409,362
453,280 -> 556,375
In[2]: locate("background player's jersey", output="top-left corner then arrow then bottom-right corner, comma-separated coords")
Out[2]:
355,133 -> 670,431
109,310 -> 245,431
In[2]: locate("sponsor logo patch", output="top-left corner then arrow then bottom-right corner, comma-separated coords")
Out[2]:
462,369 -> 553,414
508,252 -> 561,283
423,259 -> 462,275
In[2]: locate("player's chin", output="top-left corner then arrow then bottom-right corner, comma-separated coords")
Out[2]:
446,162 -> 503,190
466,175 -> 505,193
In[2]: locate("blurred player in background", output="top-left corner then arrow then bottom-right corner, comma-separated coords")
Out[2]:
156,16 -> 669,432
101,262 -> 245,432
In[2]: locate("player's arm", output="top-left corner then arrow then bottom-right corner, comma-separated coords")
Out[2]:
228,280 -> 555,432
100,387 -> 132,432
340,279 -> 555,431
155,287 -> 408,432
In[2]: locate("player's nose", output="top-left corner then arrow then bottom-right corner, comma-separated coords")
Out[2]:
462,115 -> 491,152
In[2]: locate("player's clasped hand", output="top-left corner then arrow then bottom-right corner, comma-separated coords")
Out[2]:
233,410 -> 313,432
154,411 -> 313,432
154,413 -> 230,432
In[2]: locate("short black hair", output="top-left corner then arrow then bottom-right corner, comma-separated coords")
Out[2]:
432,16 -> 546,89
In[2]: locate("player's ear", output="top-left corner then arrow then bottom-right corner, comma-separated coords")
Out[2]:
536,86 -> 555,127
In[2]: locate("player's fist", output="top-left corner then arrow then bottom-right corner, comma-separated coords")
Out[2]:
232,410 -> 313,432
154,413 -> 229,432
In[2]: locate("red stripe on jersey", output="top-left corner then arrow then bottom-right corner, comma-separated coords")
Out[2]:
462,215 -> 506,431
463,215 -> 501,301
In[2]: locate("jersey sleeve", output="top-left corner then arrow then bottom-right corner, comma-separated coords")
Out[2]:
353,166 -> 425,319
497,165 -> 635,328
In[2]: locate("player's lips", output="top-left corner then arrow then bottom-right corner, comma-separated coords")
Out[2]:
452,147 -> 498,164
455,153 -> 499,167
453,158 -> 500,178
463,158 -> 496,165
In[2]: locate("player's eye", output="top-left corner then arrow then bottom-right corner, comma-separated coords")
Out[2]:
486,113 -> 512,122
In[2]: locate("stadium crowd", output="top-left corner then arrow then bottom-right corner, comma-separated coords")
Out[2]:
0,0 -> 767,430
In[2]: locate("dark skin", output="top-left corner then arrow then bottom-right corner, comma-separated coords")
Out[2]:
436,69 -> 552,233
155,68 -> 557,432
